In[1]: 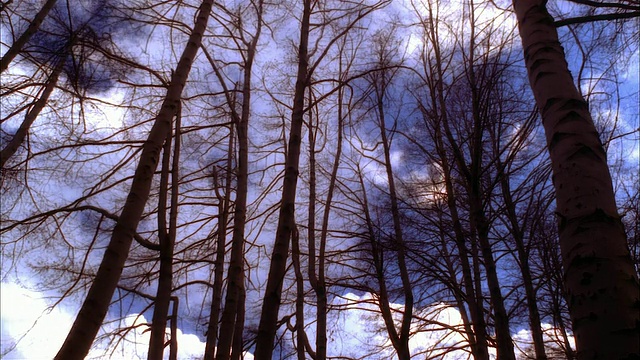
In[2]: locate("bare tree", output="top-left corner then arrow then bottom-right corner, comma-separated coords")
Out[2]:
1,0 -> 637,358
352,28 -> 415,359
1,0 -> 127,168
253,1 -> 312,355
147,104 -> 181,360
54,0 -> 216,357
214,2 -> 263,359
255,1 -> 388,356
203,122 -> 234,359
1,52 -> 65,168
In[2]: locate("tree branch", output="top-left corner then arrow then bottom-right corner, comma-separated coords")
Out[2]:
555,11 -> 640,27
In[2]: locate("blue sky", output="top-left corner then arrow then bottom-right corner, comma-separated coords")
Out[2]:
1,0 -> 636,358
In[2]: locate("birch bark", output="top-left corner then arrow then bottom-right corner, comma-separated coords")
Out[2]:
513,1 -> 640,358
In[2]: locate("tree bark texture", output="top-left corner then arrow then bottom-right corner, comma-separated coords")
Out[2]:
54,1 -> 214,357
513,1 -> 640,358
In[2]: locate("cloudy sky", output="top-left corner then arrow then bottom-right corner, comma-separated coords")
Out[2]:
1,279 -> 576,359
1,0 -> 634,358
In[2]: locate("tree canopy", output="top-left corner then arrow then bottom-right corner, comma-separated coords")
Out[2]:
1,0 -> 638,359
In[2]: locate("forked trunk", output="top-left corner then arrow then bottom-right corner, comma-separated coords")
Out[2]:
306,90 -> 323,359
463,3 -> 515,354
169,297 -> 178,360
216,4 -> 261,355
499,171 -> 547,360
355,166 -> 403,353
313,78 -> 346,359
292,225 -> 313,360
203,145 -> 232,359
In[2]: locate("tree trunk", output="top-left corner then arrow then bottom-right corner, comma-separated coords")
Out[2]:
355,166 -> 403,354
230,276 -> 245,360
253,0 -> 311,357
169,297 -> 178,360
429,83 -> 491,360
499,171 -> 547,360
292,225 -> 313,360
214,122 -> 242,360
419,3 -> 491,355
148,107 -> 181,360
1,54 -> 64,169
513,1 -> 640,358
437,226 -> 478,354
313,77 -> 346,360
462,3 -> 515,355
204,141 -> 234,360
441,165 -> 490,360
203,133 -> 232,359
0,0 -> 57,73
54,1 -> 214,357
468,199 -> 515,360
215,4 -> 261,355
306,89 -> 324,359
375,78 -> 413,360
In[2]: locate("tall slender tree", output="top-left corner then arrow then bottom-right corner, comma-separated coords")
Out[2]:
365,30 -> 414,359
54,0 -> 216,357
203,121 -> 234,359
254,1 -> 387,355
147,105 -> 181,360
215,2 -> 263,358
254,1 -> 312,356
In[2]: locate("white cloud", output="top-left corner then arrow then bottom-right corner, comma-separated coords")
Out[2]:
87,313 -> 209,360
326,292 -> 575,360
0,281 -> 250,360
512,324 -> 576,359
1,282 -> 74,359
1,282 -> 574,360
327,292 -> 473,359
